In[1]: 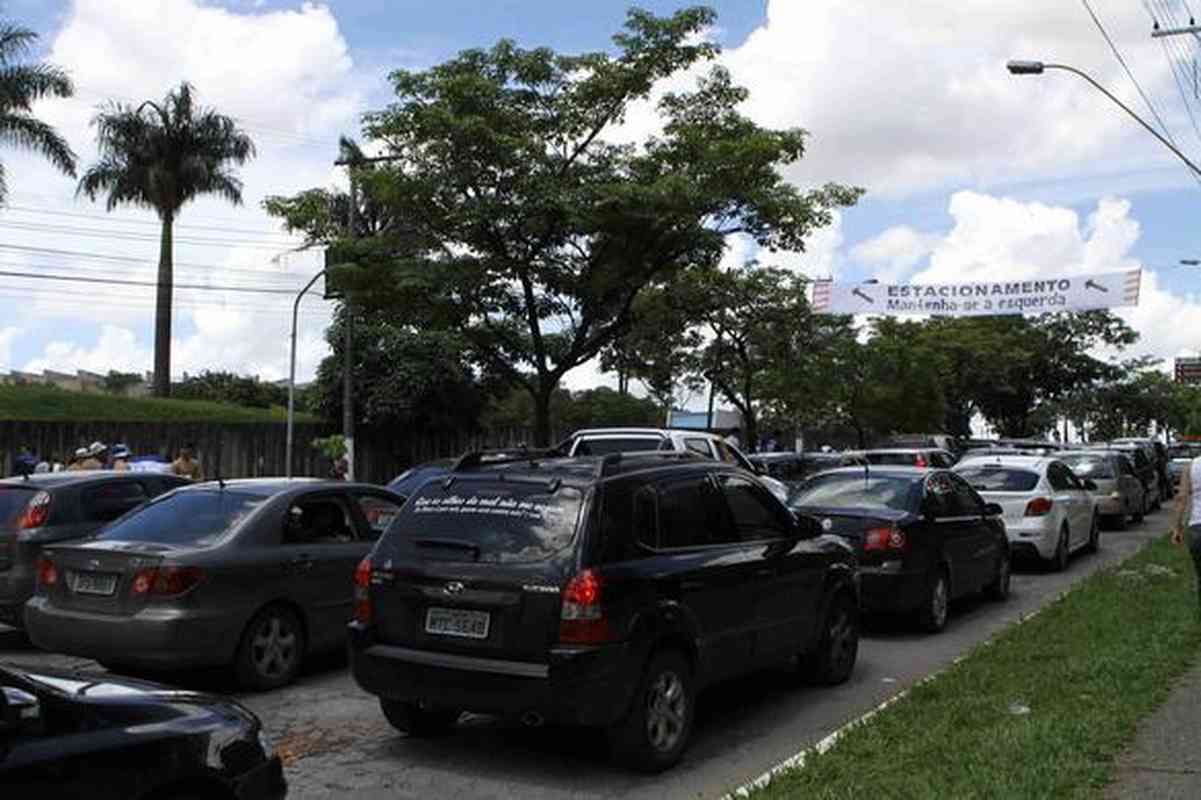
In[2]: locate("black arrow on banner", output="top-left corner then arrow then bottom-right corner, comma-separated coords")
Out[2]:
852,288 -> 874,304
1085,279 -> 1108,293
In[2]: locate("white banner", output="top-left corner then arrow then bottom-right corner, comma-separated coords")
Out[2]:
812,270 -> 1141,316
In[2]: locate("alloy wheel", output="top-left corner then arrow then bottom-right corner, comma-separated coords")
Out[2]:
930,574 -> 948,628
251,615 -> 298,679
645,670 -> 688,754
827,602 -> 859,677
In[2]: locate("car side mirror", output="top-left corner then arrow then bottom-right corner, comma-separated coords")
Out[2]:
1083,479 -> 1098,491
0,685 -> 41,736
983,502 -> 1003,517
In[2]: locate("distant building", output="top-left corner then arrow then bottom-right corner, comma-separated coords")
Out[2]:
1176,357 -> 1201,385
667,408 -> 743,432
0,369 -> 152,396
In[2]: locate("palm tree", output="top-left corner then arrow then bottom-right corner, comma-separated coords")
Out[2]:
0,22 -> 77,200
78,82 -> 255,396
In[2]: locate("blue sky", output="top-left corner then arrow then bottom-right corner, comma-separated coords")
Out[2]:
0,0 -> 1199,391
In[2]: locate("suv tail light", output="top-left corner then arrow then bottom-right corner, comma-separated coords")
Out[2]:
914,454 -> 928,468
16,491 -> 51,530
559,569 -> 614,644
130,566 -> 205,597
864,524 -> 907,552
353,557 -> 372,625
1025,497 -> 1054,516
36,556 -> 57,588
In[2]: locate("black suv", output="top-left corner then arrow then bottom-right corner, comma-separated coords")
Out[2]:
348,451 -> 858,772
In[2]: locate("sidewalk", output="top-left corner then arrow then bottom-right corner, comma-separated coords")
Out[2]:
1106,657 -> 1201,799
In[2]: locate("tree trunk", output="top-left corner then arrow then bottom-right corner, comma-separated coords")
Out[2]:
153,213 -> 174,397
532,381 -> 554,448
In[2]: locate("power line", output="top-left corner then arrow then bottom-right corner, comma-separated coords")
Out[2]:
0,269 -> 302,295
3,204 -> 303,239
0,219 -> 305,250
0,242 -> 321,276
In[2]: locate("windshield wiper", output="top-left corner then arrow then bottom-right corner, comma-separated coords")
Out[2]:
414,537 -> 481,560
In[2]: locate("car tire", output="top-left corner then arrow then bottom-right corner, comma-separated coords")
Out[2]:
1084,515 -> 1100,554
234,604 -> 305,691
379,699 -> 461,737
799,590 -> 860,685
917,568 -> 950,633
1133,497 -> 1146,524
1051,525 -> 1070,572
985,552 -> 1011,602
608,650 -> 694,773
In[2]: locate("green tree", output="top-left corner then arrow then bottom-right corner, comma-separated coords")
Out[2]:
599,286 -> 702,407
0,21 -> 76,201
101,370 -> 143,395
173,370 -> 287,409
275,8 -> 859,445
78,83 -> 255,397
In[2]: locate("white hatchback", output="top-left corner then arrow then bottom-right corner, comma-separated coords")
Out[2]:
953,455 -> 1099,570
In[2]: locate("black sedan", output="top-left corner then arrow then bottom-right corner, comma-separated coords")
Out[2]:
25,479 -> 406,689
790,467 -> 1010,632
1,661 -> 285,798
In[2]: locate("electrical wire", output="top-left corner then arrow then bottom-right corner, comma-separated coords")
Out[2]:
0,242 -> 321,277
0,269 -> 303,295
0,219 -> 306,251
2,204 -> 304,239
1141,0 -> 1201,169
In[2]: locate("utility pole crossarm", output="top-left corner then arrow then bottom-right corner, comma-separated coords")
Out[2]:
1151,24 -> 1201,38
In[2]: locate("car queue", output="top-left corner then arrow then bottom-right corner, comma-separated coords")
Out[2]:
0,427 -> 1179,787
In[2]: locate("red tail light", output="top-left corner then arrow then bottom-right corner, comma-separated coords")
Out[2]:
559,569 -> 613,644
914,455 -> 928,468
16,491 -> 51,530
1025,497 -> 1054,517
131,566 -> 205,597
864,524 -> 907,552
353,557 -> 372,625
36,556 -> 57,587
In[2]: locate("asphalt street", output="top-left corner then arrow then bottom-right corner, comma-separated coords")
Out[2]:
0,506 -> 1173,800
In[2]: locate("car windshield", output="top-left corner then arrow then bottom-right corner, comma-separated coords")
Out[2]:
955,466 -> 1040,492
1058,456 -> 1114,478
96,490 -> 264,547
572,437 -> 665,456
0,487 -> 34,526
386,481 -> 583,564
790,473 -> 918,512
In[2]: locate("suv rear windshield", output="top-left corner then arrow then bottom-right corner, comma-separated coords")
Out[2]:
863,452 -> 921,466
955,465 -> 1041,491
386,481 -> 583,564
96,491 -> 263,547
0,487 -> 34,525
790,474 -> 919,512
1058,456 -> 1114,478
572,437 -> 667,456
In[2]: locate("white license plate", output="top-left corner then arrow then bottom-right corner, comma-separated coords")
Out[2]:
72,571 -> 118,596
425,607 -> 490,639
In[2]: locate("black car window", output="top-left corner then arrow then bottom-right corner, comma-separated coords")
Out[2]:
386,480 -> 584,564
930,452 -> 954,468
791,473 -> 920,513
353,492 -> 404,541
1046,464 -> 1073,492
946,473 -> 984,516
96,490 -> 264,546
1059,456 -> 1114,478
595,481 -> 657,563
715,474 -> 790,541
284,496 -> 358,545
714,440 -> 744,466
81,480 -> 148,522
573,437 -> 664,456
1119,456 -> 1137,477
656,475 -> 734,548
923,473 -> 955,517
955,465 -> 1040,492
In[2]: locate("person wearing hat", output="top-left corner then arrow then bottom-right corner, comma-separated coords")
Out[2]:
78,442 -> 106,471
110,444 -> 132,472
66,447 -> 89,471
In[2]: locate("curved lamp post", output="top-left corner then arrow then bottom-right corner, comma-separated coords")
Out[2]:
286,269 -> 326,479
1006,60 -> 1201,179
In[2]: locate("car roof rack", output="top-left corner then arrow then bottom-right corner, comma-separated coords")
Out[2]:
451,447 -> 563,473
597,450 -> 703,478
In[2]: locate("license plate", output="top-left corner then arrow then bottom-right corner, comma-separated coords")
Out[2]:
71,571 -> 118,596
425,607 -> 490,639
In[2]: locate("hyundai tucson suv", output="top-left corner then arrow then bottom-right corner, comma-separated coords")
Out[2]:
349,451 -> 858,772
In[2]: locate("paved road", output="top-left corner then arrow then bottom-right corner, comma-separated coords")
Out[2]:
0,508 -> 1172,799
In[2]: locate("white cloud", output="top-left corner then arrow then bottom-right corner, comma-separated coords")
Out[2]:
851,225 -> 941,282
0,327 -> 19,369
24,325 -> 149,375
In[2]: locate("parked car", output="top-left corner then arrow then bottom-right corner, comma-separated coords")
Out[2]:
1168,444 -> 1201,486
953,455 -> 1099,570
746,451 -> 866,484
1104,443 -> 1162,512
1112,437 -> 1173,500
995,438 -> 1067,454
0,471 -> 190,628
1057,450 -> 1146,529
25,479 -> 407,689
878,433 -> 961,456
0,661 -> 286,798
349,450 -> 859,772
789,466 -> 1009,633
559,427 -> 791,503
858,448 -> 957,468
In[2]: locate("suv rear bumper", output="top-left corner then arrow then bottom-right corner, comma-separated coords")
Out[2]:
348,622 -> 641,727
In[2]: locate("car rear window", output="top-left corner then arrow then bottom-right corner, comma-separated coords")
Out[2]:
864,452 -> 920,466
96,490 -> 264,547
1058,456 -> 1114,478
0,487 -> 34,525
572,437 -> 666,456
789,474 -> 919,512
955,466 -> 1041,492
385,481 -> 583,564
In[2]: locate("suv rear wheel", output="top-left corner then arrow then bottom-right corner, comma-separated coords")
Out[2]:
608,650 -> 694,773
379,699 -> 461,737
799,590 -> 859,685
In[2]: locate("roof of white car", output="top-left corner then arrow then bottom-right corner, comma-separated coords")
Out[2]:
571,428 -> 716,438
955,454 -> 1055,471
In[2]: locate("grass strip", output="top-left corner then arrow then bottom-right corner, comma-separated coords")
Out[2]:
752,535 -> 1201,800
0,385 -> 318,423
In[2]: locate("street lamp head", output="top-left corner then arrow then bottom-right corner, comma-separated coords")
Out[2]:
1007,60 -> 1046,75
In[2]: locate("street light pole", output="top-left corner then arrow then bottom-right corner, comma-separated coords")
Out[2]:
1006,60 -> 1201,179
287,269 -> 327,480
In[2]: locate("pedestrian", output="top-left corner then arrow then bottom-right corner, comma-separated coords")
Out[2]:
1172,452 -> 1201,614
78,442 -> 106,471
13,445 -> 37,477
172,445 -> 204,481
65,447 -> 88,471
110,444 -> 132,472
329,454 -> 349,481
